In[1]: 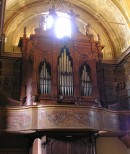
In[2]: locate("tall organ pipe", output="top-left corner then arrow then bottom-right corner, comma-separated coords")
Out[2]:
80,64 -> 92,96
58,47 -> 73,96
40,61 -> 51,94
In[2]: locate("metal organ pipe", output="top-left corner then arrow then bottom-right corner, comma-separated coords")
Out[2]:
63,49 -> 66,95
81,65 -> 92,96
88,75 -> 92,96
48,74 -> 51,94
70,66 -> 73,95
40,62 -> 51,94
61,52 -> 64,72
40,66 -> 44,94
45,68 -> 47,93
58,48 -> 73,96
43,62 -> 46,93
63,49 -> 66,72
66,50 -> 68,95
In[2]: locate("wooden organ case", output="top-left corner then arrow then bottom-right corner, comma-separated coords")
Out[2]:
19,16 -> 104,154
20,30 -> 103,105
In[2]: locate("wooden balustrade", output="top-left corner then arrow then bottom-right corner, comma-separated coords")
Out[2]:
0,105 -> 129,133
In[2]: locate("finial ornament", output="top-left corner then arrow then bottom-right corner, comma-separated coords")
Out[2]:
68,9 -> 79,20
85,24 -> 94,39
23,26 -> 27,37
85,24 -> 91,36
48,5 -> 57,17
97,33 -> 101,42
39,16 -> 45,28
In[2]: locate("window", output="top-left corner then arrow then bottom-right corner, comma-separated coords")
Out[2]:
43,10 -> 72,38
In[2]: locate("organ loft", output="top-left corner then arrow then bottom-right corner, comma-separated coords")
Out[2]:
16,9 -> 104,153
0,5 -> 130,154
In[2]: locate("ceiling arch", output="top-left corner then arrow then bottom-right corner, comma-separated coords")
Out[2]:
4,0 -> 130,60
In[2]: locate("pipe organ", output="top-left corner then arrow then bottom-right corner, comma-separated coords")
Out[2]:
20,25 -> 104,105
16,12 -> 105,154
58,47 -> 73,96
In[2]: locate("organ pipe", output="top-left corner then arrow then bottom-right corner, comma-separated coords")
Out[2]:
39,61 -> 51,94
58,47 -> 73,96
80,64 -> 92,96
40,66 -> 44,94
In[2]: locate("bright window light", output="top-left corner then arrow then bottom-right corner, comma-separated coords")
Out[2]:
54,16 -> 71,38
45,12 -> 72,38
46,15 -> 54,29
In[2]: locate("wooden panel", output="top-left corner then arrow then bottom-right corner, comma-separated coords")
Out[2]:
71,139 -> 87,154
47,138 -> 68,154
0,150 -> 28,154
0,133 -> 28,154
0,58 -> 21,99
0,105 -> 129,132
44,137 -> 94,154
0,108 -> 32,131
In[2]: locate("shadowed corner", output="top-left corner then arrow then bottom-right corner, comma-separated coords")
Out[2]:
0,90 -> 22,130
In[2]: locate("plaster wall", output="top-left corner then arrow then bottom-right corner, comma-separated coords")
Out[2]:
96,137 -> 128,154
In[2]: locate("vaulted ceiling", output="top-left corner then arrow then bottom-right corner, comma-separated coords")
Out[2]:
4,0 -> 130,60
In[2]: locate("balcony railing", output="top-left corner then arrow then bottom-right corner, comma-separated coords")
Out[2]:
0,105 -> 130,133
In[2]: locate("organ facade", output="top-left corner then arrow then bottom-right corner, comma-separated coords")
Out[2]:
20,17 -> 104,106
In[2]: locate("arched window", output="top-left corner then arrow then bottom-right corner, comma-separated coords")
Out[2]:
80,63 -> 92,96
58,46 -> 73,96
39,61 -> 51,94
